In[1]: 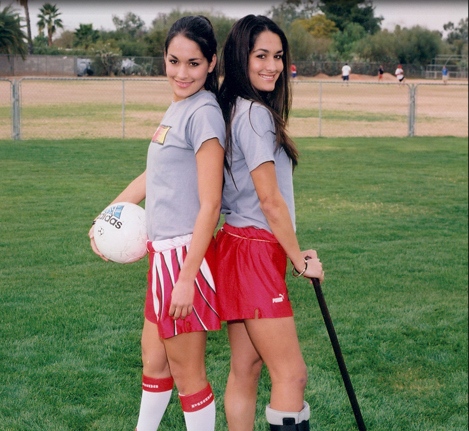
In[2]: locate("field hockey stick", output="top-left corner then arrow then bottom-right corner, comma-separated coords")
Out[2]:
310,276 -> 367,431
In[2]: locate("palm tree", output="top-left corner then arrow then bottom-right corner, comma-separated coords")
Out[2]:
37,3 -> 63,47
74,24 -> 100,50
0,5 -> 28,58
16,0 -> 33,53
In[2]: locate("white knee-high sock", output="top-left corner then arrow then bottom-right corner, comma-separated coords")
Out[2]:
135,375 -> 174,431
179,383 -> 216,431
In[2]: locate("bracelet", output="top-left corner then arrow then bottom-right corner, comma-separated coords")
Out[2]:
292,259 -> 308,278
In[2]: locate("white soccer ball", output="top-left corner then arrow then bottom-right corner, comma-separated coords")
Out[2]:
94,202 -> 148,264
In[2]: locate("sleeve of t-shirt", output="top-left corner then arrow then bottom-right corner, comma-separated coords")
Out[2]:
187,103 -> 226,153
236,104 -> 276,172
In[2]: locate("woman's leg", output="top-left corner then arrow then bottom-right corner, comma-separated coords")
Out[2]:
164,331 -> 216,431
245,317 -> 310,429
136,318 -> 173,431
245,316 -> 307,410
141,318 -> 171,377
225,321 -> 264,431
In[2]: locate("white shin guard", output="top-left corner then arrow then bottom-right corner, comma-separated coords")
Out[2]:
266,402 -> 310,430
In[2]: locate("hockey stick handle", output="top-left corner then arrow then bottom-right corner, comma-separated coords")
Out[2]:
311,277 -> 367,431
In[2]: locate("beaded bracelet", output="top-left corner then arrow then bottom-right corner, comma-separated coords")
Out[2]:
292,259 -> 308,278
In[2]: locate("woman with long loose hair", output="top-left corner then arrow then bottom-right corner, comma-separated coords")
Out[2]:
89,15 -> 225,431
216,14 -> 324,431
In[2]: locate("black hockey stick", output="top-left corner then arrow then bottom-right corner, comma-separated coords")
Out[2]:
311,277 -> 367,431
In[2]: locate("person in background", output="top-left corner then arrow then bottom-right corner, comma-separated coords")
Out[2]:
442,65 -> 449,84
395,64 -> 405,86
89,15 -> 225,431
291,63 -> 297,79
341,62 -> 351,85
216,14 -> 324,431
378,64 -> 384,82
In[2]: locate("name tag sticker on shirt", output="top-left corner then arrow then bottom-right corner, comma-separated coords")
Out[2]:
152,125 -> 171,145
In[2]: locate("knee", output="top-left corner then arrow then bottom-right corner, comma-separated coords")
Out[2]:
272,360 -> 308,391
170,362 -> 207,384
245,355 -> 263,380
293,361 -> 308,390
141,343 -> 170,377
231,354 -> 263,383
170,365 -> 208,396
297,367 -> 308,392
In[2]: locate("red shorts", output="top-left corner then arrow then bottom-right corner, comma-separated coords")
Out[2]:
215,224 -> 293,321
145,234 -> 221,339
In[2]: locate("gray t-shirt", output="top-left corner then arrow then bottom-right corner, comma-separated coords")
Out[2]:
146,90 -> 225,241
222,98 -> 296,232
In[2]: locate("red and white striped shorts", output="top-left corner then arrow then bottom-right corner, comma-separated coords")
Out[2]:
215,224 -> 294,321
145,234 -> 221,339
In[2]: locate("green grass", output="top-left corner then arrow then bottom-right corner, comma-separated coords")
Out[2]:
0,137 -> 467,431
291,108 -> 406,122
19,103 -> 169,120
2,105 -> 406,124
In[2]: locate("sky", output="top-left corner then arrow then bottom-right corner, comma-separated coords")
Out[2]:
10,0 -> 469,37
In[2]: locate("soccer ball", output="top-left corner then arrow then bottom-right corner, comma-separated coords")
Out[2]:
94,202 -> 148,264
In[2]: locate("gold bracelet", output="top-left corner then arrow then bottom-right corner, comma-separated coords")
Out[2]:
292,259 -> 308,278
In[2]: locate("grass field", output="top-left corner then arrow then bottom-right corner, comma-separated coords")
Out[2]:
0,136 -> 467,431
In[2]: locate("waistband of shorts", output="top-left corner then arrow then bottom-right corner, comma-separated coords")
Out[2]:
221,223 -> 278,243
147,233 -> 192,253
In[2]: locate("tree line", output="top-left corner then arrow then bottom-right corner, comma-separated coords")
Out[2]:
1,0 -> 467,72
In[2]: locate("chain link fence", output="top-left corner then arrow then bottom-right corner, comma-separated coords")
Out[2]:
0,77 -> 467,141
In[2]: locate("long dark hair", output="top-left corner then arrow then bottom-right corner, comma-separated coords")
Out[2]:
164,15 -> 219,95
219,15 -> 298,170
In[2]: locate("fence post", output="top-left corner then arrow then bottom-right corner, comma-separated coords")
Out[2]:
11,79 -> 21,141
122,79 -> 126,139
408,84 -> 416,137
318,82 -> 323,138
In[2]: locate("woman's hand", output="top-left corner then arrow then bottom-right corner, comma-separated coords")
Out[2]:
88,223 -> 109,261
168,279 -> 195,320
292,249 -> 324,283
